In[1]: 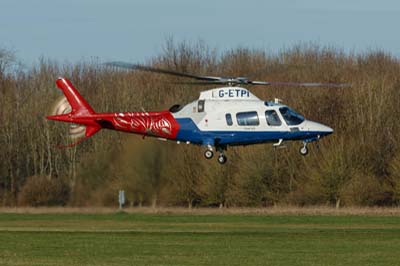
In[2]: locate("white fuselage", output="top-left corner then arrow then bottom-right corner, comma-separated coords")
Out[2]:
170,87 -> 332,147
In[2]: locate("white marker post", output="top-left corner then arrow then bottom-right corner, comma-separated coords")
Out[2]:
118,190 -> 125,210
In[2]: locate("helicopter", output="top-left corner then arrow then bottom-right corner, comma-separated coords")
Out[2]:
47,62 -> 348,164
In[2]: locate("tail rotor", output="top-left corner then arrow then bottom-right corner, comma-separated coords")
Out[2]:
50,96 -> 86,139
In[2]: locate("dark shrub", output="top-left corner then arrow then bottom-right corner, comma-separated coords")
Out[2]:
18,176 -> 70,206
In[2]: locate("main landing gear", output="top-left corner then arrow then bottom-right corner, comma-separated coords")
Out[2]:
204,146 -> 227,164
204,149 -> 214,159
299,142 -> 309,156
217,153 -> 227,164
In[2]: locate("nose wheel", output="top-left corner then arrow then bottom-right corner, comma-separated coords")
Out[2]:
299,142 -> 309,156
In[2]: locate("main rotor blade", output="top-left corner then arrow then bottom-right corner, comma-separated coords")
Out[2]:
173,81 -> 230,85
106,61 -> 350,88
250,81 -> 351,88
105,61 -> 222,82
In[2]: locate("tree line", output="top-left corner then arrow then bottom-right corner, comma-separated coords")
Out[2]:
1,40 -> 400,208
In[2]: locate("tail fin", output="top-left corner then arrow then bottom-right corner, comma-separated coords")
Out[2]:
55,77 -> 95,116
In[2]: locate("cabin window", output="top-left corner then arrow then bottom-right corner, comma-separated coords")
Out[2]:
236,111 -> 259,126
198,100 -> 205,112
265,110 -> 282,126
226,113 -> 233,126
279,107 -> 305,126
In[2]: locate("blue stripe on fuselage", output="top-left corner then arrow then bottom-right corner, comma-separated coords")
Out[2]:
175,118 -> 327,146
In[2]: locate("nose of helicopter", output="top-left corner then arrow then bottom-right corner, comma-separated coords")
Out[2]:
303,120 -> 333,137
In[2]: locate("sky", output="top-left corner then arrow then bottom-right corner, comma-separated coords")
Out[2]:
1,0 -> 399,66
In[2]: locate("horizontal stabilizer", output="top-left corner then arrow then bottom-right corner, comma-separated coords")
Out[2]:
85,125 -> 101,138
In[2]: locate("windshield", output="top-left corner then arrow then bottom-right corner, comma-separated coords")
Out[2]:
279,107 -> 305,126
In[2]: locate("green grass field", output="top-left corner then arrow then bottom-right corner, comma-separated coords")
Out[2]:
0,211 -> 400,266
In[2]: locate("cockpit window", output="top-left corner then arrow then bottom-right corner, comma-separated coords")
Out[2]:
265,110 -> 282,126
279,107 -> 305,126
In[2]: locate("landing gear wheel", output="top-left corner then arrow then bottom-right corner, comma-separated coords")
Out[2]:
204,150 -> 214,159
299,145 -> 309,156
217,154 -> 227,164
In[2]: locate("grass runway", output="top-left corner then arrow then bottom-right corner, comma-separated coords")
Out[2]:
0,211 -> 400,266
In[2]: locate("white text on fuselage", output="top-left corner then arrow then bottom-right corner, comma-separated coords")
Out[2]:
218,89 -> 250,98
